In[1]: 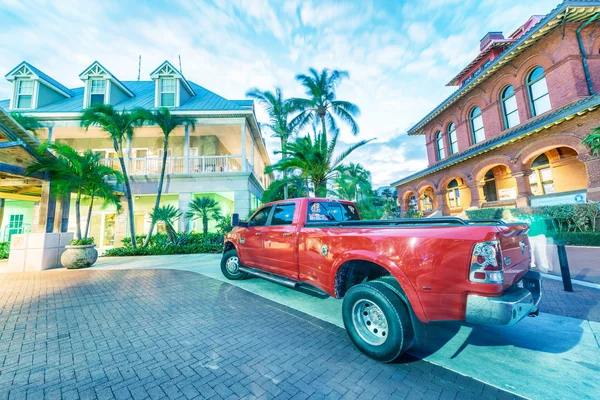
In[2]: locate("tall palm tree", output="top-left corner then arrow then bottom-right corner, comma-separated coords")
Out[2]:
84,163 -> 123,239
150,205 -> 181,244
143,108 -> 196,247
26,143 -> 122,240
246,87 -> 297,199
186,196 -> 222,235
261,174 -> 308,203
334,163 -> 372,201
267,129 -> 372,197
290,68 -> 361,138
81,104 -> 148,248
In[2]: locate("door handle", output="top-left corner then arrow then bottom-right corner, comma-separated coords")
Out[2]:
255,232 -> 262,236
283,233 -> 292,237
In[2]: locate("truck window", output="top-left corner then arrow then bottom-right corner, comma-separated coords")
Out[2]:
248,206 -> 272,227
271,204 -> 295,225
307,202 -> 360,222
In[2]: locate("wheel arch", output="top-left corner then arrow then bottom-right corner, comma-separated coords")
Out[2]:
330,250 -> 428,322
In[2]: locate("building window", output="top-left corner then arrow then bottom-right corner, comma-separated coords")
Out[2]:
529,153 -> 554,195
527,66 -> 551,116
469,106 -> 485,144
160,78 -> 176,107
501,85 -> 520,129
447,179 -> 462,208
90,79 -> 106,105
435,131 -> 445,160
6,214 -> 24,241
447,123 -> 458,154
16,80 -> 34,109
483,169 -> 498,202
408,194 -> 417,210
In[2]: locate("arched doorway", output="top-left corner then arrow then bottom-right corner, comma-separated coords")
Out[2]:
481,165 -> 518,204
419,186 -> 435,212
403,191 -> 418,211
527,146 -> 588,204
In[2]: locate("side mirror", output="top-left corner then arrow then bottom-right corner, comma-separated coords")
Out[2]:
231,213 -> 248,228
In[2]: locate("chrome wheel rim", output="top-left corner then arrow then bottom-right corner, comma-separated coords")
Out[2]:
225,256 -> 240,274
351,299 -> 388,346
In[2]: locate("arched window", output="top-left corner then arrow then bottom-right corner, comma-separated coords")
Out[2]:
501,85 -> 520,129
447,123 -> 458,155
483,169 -> 498,202
527,67 -> 551,116
447,178 -> 462,208
435,131 -> 445,160
408,194 -> 417,210
470,107 -> 485,144
529,153 -> 554,195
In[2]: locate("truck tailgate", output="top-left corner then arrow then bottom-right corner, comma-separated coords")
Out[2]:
497,223 -> 531,287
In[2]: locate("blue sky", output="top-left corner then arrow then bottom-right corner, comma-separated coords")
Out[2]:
0,0 -> 558,187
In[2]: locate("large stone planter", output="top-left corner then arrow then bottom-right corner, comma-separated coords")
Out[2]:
61,244 -> 98,269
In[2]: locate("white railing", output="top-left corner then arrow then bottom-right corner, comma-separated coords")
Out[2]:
188,155 -> 243,173
101,155 -> 245,175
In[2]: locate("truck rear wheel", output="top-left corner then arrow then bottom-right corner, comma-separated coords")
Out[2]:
221,249 -> 248,280
342,282 -> 411,362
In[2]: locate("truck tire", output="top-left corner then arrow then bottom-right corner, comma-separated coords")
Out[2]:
342,282 -> 411,362
221,249 -> 248,280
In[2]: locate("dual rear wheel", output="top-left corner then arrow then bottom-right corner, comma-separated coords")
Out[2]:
342,279 -> 413,362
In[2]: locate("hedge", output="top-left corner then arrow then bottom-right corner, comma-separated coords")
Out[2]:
0,242 -> 9,259
103,232 -> 224,257
552,232 -> 600,247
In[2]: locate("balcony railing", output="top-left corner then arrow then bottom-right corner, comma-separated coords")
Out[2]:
101,155 -> 246,176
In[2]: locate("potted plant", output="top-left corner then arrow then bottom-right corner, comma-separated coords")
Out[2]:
62,237 -> 98,269
27,143 -> 122,269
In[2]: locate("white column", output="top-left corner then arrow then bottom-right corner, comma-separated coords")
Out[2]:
241,121 -> 247,172
233,190 -> 251,219
47,126 -> 53,143
184,124 -> 190,174
125,137 -> 132,175
178,193 -> 192,232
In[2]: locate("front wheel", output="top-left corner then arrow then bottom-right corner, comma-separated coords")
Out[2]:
221,249 -> 248,280
342,282 -> 412,362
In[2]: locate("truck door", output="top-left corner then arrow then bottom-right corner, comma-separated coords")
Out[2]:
261,203 -> 298,279
240,205 -> 272,267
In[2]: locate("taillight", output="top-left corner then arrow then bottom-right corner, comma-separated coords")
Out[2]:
469,240 -> 504,284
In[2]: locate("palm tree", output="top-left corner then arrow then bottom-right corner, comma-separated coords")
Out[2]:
584,127 -> 600,154
187,196 -> 222,235
290,68 -> 361,138
334,163 -> 372,201
26,143 -> 122,240
261,174 -> 309,203
81,104 -> 148,248
150,205 -> 181,243
246,87 -> 297,199
11,112 -> 43,137
267,129 -> 372,197
84,164 -> 123,239
143,108 -> 196,247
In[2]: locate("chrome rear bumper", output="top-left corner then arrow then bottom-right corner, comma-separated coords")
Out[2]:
465,271 -> 542,326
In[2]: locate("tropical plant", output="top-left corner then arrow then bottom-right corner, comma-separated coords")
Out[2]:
334,163 -> 372,201
187,196 -> 222,235
261,174 -> 309,203
584,126 -> 600,154
246,87 -> 297,199
289,68 -> 361,138
11,112 -> 43,137
26,143 -> 122,240
83,156 -> 123,238
214,213 -> 233,235
266,129 -> 372,197
81,103 -> 149,248
150,205 -> 182,243
143,108 -> 196,247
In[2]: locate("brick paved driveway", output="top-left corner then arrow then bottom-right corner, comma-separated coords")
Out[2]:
0,270 -> 521,400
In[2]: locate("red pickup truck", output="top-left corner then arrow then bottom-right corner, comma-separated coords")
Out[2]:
222,198 -> 542,362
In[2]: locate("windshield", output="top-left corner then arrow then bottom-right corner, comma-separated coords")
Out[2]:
307,202 -> 360,222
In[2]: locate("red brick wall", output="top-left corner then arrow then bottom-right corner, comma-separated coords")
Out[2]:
421,23 -> 599,165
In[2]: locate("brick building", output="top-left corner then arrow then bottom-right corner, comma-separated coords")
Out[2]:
392,1 -> 600,216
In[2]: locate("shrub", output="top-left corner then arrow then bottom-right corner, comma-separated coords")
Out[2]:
103,232 -> 224,257
465,208 -> 505,220
0,242 -> 9,259
403,209 -> 424,218
70,237 -> 94,246
552,232 -> 600,247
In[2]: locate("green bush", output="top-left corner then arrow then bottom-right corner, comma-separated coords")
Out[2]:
552,232 -> 600,247
70,237 -> 94,246
465,208 -> 505,220
403,209 -> 424,218
103,232 -> 224,257
0,242 -> 9,259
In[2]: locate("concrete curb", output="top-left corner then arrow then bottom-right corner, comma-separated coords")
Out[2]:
541,272 -> 600,290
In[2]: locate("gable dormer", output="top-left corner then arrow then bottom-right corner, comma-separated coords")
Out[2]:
149,61 -> 196,108
79,61 -> 134,108
5,61 -> 72,110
